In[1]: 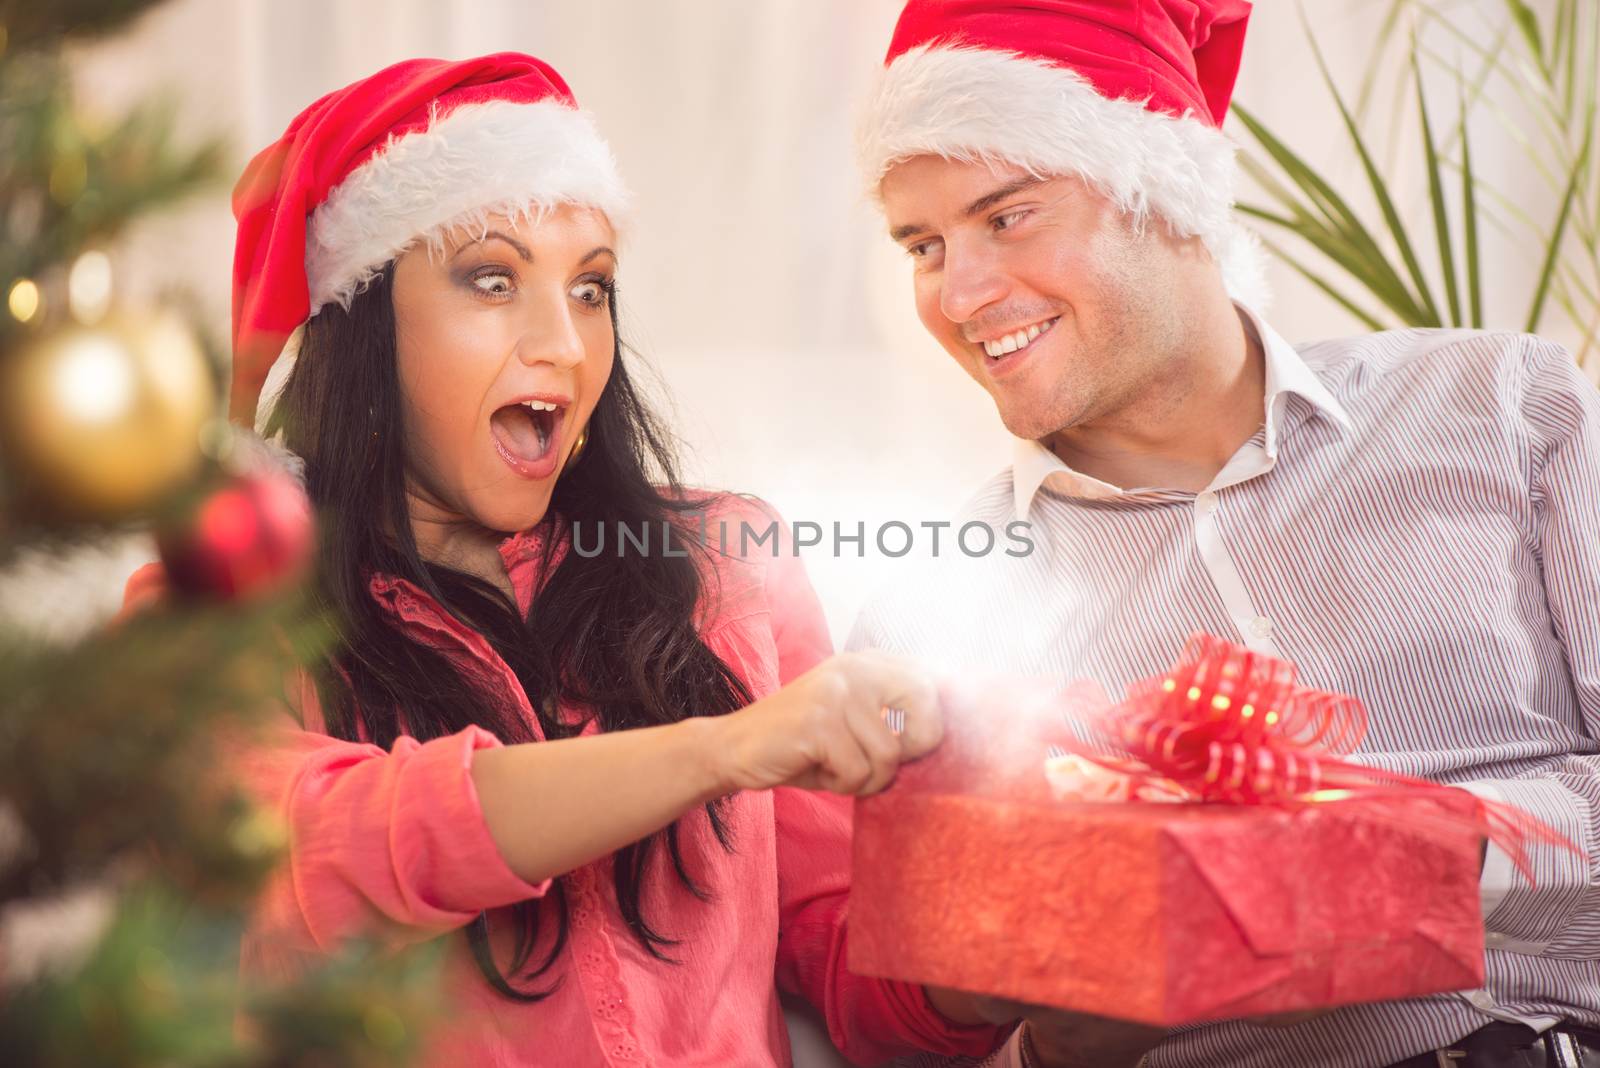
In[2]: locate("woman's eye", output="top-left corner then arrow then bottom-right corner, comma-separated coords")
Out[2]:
470,270 -> 514,296
571,279 -> 611,306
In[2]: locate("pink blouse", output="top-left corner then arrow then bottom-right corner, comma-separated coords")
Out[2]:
122,497 -> 1000,1067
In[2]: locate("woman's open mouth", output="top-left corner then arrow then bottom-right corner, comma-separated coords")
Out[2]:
490,397 -> 566,480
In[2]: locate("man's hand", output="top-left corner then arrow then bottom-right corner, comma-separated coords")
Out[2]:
968,996 -> 1163,1068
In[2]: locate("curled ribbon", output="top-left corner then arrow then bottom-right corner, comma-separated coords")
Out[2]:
1048,633 -> 1579,883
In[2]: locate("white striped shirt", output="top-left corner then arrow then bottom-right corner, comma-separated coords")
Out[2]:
850,308 -> 1600,1068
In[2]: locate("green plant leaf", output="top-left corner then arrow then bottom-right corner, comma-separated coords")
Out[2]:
1233,104 -> 1428,323
1303,12 -> 1442,325
1420,17 -> 1567,159
1504,0 -> 1548,74
1459,84 -> 1484,328
1560,260 -> 1599,306
1415,16 -> 1512,159
1560,0 -> 1578,114
1414,42 -> 1462,326
1237,200 -> 1423,324
1526,121 -> 1591,331
1232,105 -> 1382,256
1252,231 -> 1390,331
1358,0 -> 1414,120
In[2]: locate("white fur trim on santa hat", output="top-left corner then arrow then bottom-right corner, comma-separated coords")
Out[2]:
858,45 -> 1267,305
305,97 -> 631,316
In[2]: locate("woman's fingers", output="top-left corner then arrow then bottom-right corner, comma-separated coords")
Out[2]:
810,729 -> 874,794
718,651 -> 946,796
819,652 -> 936,795
843,650 -> 944,761
844,698 -> 905,795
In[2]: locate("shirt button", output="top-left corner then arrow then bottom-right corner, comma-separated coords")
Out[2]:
1484,931 -> 1508,948
1197,492 -> 1219,515
1249,615 -> 1275,638
1466,990 -> 1496,1011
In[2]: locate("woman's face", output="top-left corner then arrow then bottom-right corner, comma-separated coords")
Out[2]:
391,204 -> 616,539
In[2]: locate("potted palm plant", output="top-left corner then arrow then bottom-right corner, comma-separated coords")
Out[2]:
1234,0 -> 1597,370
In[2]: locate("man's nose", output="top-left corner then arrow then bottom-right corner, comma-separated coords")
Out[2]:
938,242 -> 1009,326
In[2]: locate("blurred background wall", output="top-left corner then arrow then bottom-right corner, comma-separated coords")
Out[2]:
9,0 -> 1580,642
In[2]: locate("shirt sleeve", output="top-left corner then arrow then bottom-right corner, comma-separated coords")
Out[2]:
1464,338 -> 1600,955
754,531 -> 1004,1064
120,564 -> 547,968
240,722 -> 551,959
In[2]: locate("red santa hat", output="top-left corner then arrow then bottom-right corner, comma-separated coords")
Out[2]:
858,0 -> 1264,302
229,52 -> 629,424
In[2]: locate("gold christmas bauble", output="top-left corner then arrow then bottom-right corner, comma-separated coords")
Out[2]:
0,310 -> 216,521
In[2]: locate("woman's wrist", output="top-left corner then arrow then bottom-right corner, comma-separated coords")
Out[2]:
681,714 -> 740,803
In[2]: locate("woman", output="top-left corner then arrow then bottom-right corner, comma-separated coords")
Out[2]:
123,54 -> 1012,1066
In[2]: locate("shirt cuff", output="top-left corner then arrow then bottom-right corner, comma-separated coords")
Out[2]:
984,1026 -> 1029,1068
1458,782 -> 1515,918
390,725 -> 552,915
1457,778 -> 1590,953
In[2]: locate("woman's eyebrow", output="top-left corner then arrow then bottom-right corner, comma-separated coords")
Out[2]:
453,229 -> 534,262
578,245 -> 616,266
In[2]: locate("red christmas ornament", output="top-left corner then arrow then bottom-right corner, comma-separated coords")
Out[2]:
157,471 -> 314,600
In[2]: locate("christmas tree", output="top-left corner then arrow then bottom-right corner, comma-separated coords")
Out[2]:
0,3 -> 440,1064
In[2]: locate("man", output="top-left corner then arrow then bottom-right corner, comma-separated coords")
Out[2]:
847,2 -> 1600,1066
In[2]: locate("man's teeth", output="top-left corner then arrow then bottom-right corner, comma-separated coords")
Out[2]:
982,318 -> 1056,359
523,400 -> 559,412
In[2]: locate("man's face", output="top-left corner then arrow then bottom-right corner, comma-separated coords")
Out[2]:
880,156 -> 1195,441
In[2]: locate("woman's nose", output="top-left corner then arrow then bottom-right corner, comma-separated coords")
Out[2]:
515,295 -> 587,370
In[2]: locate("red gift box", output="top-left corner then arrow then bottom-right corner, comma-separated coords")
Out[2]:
847,658 -> 1490,1026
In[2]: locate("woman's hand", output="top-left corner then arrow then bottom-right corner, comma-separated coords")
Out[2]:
710,650 -> 943,796
471,650 -> 938,885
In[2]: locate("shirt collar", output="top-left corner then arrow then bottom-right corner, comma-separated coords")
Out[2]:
1011,303 -> 1353,517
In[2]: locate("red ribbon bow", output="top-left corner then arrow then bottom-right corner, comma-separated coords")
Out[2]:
1056,633 -> 1577,883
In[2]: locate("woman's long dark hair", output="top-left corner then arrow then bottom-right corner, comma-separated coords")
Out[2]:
264,267 -> 752,999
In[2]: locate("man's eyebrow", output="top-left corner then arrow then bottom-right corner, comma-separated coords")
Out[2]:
453,229 -> 533,262
889,221 -> 928,243
962,177 -> 1045,218
888,177 -> 1047,243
